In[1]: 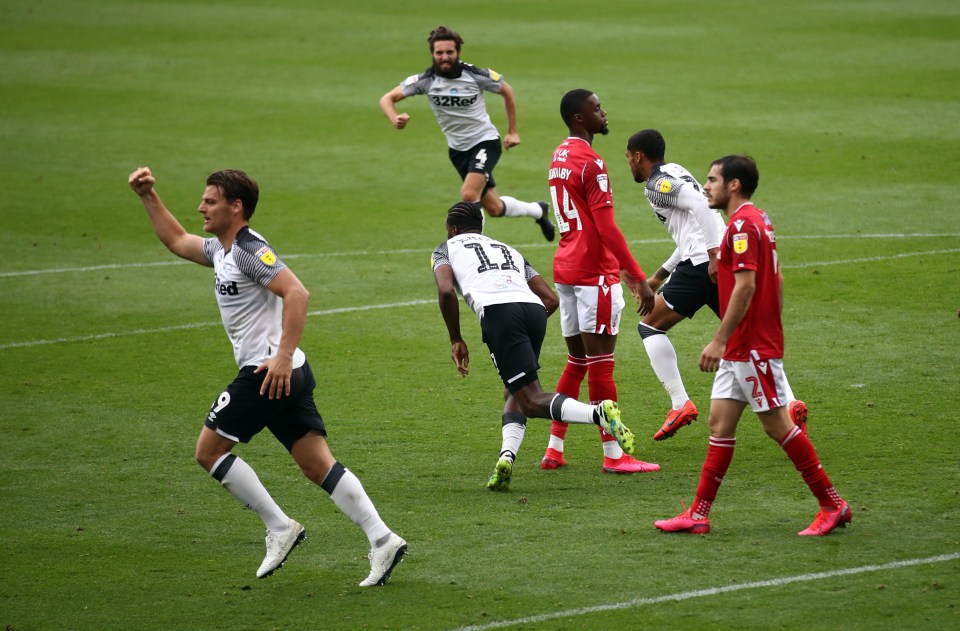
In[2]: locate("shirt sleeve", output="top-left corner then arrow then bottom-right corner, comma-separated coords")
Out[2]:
661,247 -> 682,274
431,242 -> 450,271
678,184 -> 723,251
729,219 -> 762,272
523,257 -> 539,282
235,235 -> 286,286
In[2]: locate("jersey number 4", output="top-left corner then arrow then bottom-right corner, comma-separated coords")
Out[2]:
549,184 -> 582,233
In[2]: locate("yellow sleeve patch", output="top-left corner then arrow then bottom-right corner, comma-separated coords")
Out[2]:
733,233 -> 748,254
489,69 -> 501,81
256,246 -> 277,266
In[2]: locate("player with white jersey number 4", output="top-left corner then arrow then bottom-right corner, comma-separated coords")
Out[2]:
379,25 -> 555,241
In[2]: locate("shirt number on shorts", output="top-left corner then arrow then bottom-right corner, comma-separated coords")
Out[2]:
208,391 -> 231,422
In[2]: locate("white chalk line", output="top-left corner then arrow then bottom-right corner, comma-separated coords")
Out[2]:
0,300 -> 432,350
451,551 -> 960,631
1,245 -> 958,351
1,232 -> 957,278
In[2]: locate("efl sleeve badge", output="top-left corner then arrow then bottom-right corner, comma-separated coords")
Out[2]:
733,233 -> 748,254
256,246 -> 277,266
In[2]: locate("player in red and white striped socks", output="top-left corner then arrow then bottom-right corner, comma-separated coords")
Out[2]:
655,155 -> 849,536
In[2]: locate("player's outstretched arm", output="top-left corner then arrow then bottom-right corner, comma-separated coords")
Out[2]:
128,167 -> 207,265
379,86 -> 410,129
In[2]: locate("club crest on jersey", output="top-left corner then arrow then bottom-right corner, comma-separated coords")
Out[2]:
733,233 -> 748,254
256,246 -> 277,266
656,177 -> 672,194
596,173 -> 609,192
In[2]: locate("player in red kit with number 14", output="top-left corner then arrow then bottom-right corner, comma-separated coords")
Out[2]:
654,155 -> 851,536
540,89 -> 660,474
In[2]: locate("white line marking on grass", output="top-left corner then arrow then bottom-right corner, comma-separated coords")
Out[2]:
0,300 -> 432,350
451,552 -> 960,631
785,248 -> 960,269
1,233 -> 957,278
2,247 -> 958,350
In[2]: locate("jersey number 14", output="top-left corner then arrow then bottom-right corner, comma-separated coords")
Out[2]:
549,184 -> 582,234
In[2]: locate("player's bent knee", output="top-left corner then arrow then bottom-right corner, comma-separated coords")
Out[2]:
638,322 -> 666,339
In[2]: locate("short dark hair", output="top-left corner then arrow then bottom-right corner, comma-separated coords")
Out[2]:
207,170 -> 259,219
627,129 -> 665,161
560,89 -> 594,126
711,155 -> 759,198
446,201 -> 483,233
428,26 -> 463,52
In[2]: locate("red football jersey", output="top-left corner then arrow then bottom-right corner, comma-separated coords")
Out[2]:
717,202 -> 784,360
549,137 -> 644,286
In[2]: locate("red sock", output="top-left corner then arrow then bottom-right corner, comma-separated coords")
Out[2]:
556,354 -> 588,398
692,436 -> 736,518
780,426 -> 842,509
551,355 -> 588,440
586,353 -> 617,443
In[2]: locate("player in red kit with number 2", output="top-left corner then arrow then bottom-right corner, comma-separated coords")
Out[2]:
540,89 -> 660,474
654,155 -> 851,536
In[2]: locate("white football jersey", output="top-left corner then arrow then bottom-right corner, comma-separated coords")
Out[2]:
644,163 -> 725,271
203,227 -> 305,369
432,233 -> 543,319
401,62 -> 503,151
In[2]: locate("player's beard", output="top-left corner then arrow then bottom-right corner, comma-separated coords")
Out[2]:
435,60 -> 462,79
599,124 -> 609,135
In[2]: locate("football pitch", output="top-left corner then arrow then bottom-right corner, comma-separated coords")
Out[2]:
1,0 -> 958,629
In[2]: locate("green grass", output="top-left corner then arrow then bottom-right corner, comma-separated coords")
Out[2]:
1,0 -> 959,629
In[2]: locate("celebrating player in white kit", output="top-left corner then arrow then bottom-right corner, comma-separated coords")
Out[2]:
128,167 -> 406,586
380,25 -> 555,241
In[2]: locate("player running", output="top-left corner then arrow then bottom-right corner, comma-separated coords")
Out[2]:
379,25 -> 555,240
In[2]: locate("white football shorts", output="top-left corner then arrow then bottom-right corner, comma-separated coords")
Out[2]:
711,355 -> 789,413
556,282 -> 625,337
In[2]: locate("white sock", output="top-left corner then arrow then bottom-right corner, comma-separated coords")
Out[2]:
501,195 -> 544,219
212,454 -> 290,532
554,395 -> 599,424
325,464 -> 391,548
500,417 -> 526,461
642,330 -> 689,408
603,440 -> 623,459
